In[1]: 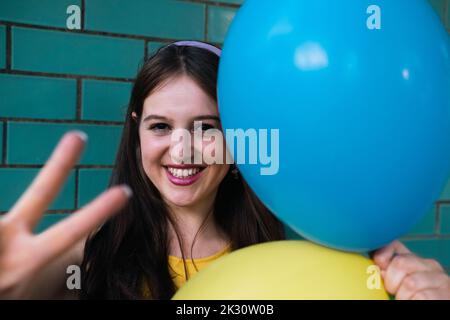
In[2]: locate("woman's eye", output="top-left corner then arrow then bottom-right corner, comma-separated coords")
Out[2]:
202,124 -> 215,131
193,123 -> 216,131
149,123 -> 171,132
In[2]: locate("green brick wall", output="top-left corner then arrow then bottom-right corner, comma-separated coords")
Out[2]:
399,0 -> 450,273
1,0 -> 450,275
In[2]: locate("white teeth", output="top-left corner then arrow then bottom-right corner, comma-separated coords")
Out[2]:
167,167 -> 202,178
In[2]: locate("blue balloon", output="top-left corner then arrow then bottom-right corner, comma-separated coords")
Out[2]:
218,0 -> 450,252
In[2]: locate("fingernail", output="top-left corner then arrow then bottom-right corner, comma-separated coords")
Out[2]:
120,185 -> 133,198
73,130 -> 88,142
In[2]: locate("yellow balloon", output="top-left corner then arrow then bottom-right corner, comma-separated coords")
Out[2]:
173,241 -> 389,300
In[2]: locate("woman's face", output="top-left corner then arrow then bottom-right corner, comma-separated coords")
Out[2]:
134,75 -> 230,208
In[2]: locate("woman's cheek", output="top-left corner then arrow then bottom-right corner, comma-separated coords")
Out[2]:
140,135 -> 170,170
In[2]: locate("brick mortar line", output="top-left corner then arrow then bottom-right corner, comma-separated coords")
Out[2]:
445,0 -> 449,28
0,69 -> 134,83
0,165 -> 113,169
181,0 -> 241,9
76,78 -> 82,120
0,117 -> 124,125
2,121 -> 6,164
5,25 -> 11,70
81,0 -> 86,31
74,168 -> 79,209
43,210 -> 75,214
0,210 -> 76,215
0,20 -> 197,44
204,4 -> 209,42
435,202 -> 441,235
401,234 -> 450,240
144,40 -> 149,60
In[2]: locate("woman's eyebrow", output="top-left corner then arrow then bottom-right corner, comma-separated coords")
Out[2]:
193,115 -> 220,122
142,114 -> 220,122
142,115 -> 170,122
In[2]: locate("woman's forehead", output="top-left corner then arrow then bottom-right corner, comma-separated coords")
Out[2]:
142,75 -> 217,117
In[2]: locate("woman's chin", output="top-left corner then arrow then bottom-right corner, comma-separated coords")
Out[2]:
163,192 -> 198,208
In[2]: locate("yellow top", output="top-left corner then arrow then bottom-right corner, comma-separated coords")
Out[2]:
142,243 -> 232,299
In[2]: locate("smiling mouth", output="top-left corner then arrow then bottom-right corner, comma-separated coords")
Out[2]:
164,165 -> 206,186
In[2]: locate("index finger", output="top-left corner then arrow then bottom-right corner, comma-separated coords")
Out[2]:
5,131 -> 87,230
34,185 -> 132,266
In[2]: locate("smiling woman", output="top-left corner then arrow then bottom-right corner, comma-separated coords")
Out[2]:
80,42 -> 286,299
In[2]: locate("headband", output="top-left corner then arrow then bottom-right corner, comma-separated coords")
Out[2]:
172,40 -> 222,57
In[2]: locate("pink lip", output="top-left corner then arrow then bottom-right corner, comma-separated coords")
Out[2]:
165,167 -> 205,186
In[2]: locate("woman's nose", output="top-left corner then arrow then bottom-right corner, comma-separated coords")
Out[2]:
168,128 -> 199,164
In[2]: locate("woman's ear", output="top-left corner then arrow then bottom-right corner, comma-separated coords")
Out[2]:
131,112 -> 138,123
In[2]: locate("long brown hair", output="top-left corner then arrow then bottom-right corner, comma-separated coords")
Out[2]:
80,43 -> 285,299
